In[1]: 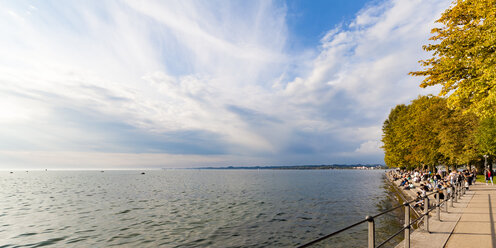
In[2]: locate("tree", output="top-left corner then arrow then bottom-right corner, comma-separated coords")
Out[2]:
382,96 -> 447,169
382,104 -> 411,168
475,117 -> 496,156
438,110 -> 479,167
410,0 -> 496,118
407,96 -> 447,169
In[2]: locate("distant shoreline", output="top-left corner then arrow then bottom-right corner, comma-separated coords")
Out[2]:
191,164 -> 387,170
1,165 -> 387,171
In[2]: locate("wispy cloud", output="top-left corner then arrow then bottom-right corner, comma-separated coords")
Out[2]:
0,0 -> 450,168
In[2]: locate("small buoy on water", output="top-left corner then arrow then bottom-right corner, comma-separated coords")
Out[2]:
141,172 -> 145,175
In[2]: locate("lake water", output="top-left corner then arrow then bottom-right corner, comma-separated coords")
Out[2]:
0,170 -> 404,247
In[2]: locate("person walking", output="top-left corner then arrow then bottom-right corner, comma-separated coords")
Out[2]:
449,170 -> 456,185
485,169 -> 493,185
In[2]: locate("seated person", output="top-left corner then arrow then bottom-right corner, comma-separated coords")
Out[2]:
437,188 -> 445,200
426,183 -> 433,191
413,192 -> 425,210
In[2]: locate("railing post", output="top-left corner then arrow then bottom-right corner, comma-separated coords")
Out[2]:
424,197 -> 429,233
444,189 -> 448,212
450,187 -> 454,207
454,184 -> 458,202
404,202 -> 410,248
436,192 -> 441,221
366,216 -> 375,248
459,184 -> 462,199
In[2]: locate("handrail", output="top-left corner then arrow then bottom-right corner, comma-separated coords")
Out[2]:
297,192 -> 428,248
297,218 -> 369,248
387,180 -> 422,217
376,225 -> 407,248
297,179 -> 467,248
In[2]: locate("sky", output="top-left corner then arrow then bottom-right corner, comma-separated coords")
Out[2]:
0,0 -> 451,169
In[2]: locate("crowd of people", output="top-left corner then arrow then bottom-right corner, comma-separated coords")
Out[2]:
387,168 -> 486,211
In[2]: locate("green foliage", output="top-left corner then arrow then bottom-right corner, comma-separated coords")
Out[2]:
475,117 -> 496,156
386,0 -> 496,169
438,109 -> 479,165
410,0 -> 496,118
382,96 -> 447,168
408,96 -> 447,167
382,104 -> 411,168
476,174 -> 486,183
382,95 -> 481,169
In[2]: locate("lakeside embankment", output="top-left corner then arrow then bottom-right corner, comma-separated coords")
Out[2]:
385,170 -> 418,201
385,169 -> 476,214
384,169 -> 477,248
384,171 -> 422,217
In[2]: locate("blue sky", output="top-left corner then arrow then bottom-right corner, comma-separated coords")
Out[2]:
286,0 -> 375,49
0,0 -> 450,169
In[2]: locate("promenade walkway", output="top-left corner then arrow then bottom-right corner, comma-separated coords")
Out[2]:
395,184 -> 496,248
445,184 -> 496,248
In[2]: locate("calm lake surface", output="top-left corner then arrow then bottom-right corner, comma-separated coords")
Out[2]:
0,170 -> 404,247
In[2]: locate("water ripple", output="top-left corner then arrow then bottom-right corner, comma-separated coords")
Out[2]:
0,170 -> 403,247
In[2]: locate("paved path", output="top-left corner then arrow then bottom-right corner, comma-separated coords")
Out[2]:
394,185 -> 474,248
445,184 -> 496,248
395,184 -> 496,248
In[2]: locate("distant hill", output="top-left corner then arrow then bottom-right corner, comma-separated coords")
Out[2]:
192,164 -> 386,170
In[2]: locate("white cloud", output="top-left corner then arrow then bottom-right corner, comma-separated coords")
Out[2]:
279,0 -> 449,154
355,140 -> 383,154
0,0 -> 451,168
0,1 -> 285,153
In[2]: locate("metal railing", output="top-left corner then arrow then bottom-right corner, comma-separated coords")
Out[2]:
297,181 -> 467,248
